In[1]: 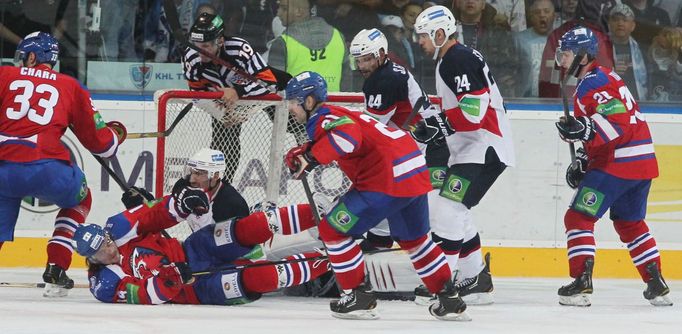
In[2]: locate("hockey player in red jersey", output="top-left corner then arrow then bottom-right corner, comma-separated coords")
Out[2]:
412,5 -> 515,305
0,32 -> 126,297
73,180 -> 328,305
284,71 -> 469,321
554,27 -> 672,307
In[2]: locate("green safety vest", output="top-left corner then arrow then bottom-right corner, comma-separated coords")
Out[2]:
281,29 -> 345,92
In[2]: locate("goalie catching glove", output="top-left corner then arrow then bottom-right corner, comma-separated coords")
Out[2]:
285,143 -> 319,180
555,115 -> 595,143
171,178 -> 210,218
566,148 -> 588,189
409,112 -> 455,144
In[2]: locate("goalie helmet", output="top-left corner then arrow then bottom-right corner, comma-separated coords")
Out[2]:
189,13 -> 225,43
414,5 -> 457,47
185,148 -> 226,180
14,31 -> 59,66
350,29 -> 388,59
285,71 -> 328,105
73,224 -> 106,258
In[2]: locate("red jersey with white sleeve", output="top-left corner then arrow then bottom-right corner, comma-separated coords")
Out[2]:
574,64 -> 658,180
87,196 -> 199,305
436,42 -> 515,167
306,104 -> 431,197
0,65 -> 119,163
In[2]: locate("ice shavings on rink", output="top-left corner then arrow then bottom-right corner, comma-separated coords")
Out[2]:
0,268 -> 679,334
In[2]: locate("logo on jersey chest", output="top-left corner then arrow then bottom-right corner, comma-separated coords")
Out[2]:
129,247 -> 169,278
130,65 -> 153,89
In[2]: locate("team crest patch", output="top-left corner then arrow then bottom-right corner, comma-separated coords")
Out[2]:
574,187 -> 605,216
93,112 -> 106,130
328,202 -> 359,233
129,64 -> 153,89
440,174 -> 470,202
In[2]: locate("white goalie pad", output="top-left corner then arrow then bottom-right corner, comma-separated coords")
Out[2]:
365,250 -> 420,292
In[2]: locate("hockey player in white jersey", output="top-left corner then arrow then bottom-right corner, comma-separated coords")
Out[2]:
408,5 -> 516,305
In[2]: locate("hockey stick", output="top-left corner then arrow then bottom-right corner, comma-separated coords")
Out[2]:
161,0 -> 277,93
402,95 -> 427,130
0,282 -> 89,289
192,247 -> 403,277
127,102 -> 194,139
301,175 -> 321,225
559,49 -> 586,163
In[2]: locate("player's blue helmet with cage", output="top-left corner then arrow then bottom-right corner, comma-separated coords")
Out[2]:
285,71 -> 328,105
14,31 -> 59,66
73,224 -> 106,258
559,27 -> 598,59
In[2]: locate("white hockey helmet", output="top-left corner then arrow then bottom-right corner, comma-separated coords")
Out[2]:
350,28 -> 388,59
185,148 -> 226,180
414,5 -> 457,47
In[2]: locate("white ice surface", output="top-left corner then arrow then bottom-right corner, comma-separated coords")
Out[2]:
0,268 -> 679,334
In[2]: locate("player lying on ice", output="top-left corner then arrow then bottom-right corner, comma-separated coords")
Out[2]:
283,71 -> 470,321
72,175 -> 329,305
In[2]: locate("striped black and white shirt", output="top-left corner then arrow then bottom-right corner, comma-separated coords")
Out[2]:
181,37 -> 277,97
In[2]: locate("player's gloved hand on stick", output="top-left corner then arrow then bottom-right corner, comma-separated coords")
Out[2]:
173,262 -> 195,285
171,178 -> 209,218
285,143 -> 319,180
107,121 -> 127,144
121,186 -> 155,209
410,112 -> 455,144
555,115 -> 595,142
566,148 -> 588,189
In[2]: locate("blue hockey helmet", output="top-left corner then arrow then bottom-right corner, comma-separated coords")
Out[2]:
285,71 -> 328,106
73,224 -> 107,258
14,31 -> 59,66
558,26 -> 598,59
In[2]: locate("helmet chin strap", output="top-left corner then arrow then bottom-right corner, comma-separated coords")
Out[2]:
431,34 -> 447,60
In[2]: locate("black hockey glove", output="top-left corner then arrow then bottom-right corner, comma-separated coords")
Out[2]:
566,148 -> 588,189
556,116 -> 595,143
410,112 -> 455,145
172,179 -> 209,218
173,262 -> 195,284
121,186 -> 155,209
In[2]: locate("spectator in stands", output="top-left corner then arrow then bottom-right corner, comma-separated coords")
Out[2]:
452,0 -> 521,97
623,0 -> 671,54
486,0 -> 526,32
514,0 -> 555,97
380,15 -> 414,69
648,27 -> 682,101
538,0 -> 616,98
608,4 -> 648,100
400,1 -> 436,93
555,0 -> 578,26
268,0 -> 351,91
99,0 -> 138,61
314,0 -> 382,45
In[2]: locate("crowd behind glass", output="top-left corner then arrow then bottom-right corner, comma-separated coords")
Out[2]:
1,0 -> 681,102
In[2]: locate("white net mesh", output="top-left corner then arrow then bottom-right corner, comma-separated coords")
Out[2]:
156,90 -> 366,240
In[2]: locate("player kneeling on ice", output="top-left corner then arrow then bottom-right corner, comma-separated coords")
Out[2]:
554,27 -> 671,307
284,71 -> 470,321
73,180 -> 328,305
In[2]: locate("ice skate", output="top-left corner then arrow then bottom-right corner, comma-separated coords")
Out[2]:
429,279 -> 471,321
42,264 -> 74,298
330,284 -> 379,320
643,262 -> 673,307
558,258 -> 593,307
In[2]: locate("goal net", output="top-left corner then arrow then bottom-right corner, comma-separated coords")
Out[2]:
154,90 -> 366,240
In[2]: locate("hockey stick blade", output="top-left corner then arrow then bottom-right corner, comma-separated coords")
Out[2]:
161,0 -> 276,93
0,282 -> 89,289
128,102 -> 194,139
